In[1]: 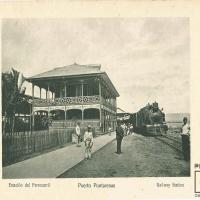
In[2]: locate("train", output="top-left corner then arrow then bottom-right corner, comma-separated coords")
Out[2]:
129,102 -> 168,136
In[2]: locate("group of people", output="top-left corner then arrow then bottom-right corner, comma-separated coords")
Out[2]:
117,117 -> 191,160
73,117 -> 190,161
73,121 -> 130,159
121,123 -> 134,136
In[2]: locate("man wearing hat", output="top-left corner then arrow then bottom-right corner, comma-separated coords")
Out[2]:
180,117 -> 190,161
84,125 -> 93,159
115,121 -> 124,154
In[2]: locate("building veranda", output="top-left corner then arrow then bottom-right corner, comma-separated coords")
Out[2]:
27,63 -> 119,135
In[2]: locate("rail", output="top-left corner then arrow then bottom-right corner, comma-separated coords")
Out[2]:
155,134 -> 183,152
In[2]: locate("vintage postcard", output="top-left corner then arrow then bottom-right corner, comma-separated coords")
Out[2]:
0,0 -> 200,199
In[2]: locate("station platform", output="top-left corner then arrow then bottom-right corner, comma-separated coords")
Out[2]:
59,134 -> 190,178
2,132 -> 116,179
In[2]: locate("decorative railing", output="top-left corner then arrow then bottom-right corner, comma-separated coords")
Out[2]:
33,95 -> 116,112
33,95 -> 101,106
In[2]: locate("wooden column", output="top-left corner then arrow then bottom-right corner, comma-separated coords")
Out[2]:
98,80 -> 102,130
65,110 -> 67,120
47,83 -> 50,99
136,112 -> 138,127
99,80 -> 102,99
32,83 -> 34,99
64,82 -> 67,97
64,81 -> 67,121
32,83 -> 35,130
39,87 -> 42,99
104,109 -> 105,132
99,80 -> 102,115
81,81 -> 84,124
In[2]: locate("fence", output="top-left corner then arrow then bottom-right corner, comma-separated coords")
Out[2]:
2,119 -> 102,166
2,129 -> 73,167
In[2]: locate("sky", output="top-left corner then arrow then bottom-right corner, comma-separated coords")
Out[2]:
1,18 -> 190,113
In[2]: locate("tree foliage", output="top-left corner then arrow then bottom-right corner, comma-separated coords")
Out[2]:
2,68 -> 26,134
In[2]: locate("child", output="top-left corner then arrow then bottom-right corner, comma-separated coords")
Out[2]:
84,125 -> 93,159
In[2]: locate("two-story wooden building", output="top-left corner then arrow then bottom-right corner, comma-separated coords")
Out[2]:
27,63 -> 119,133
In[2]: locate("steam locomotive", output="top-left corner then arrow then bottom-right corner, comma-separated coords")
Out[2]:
129,102 -> 168,136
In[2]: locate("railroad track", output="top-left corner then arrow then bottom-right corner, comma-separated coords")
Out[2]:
155,134 -> 183,153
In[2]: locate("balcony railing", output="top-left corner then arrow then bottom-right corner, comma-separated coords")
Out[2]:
33,95 -> 101,106
33,95 -> 116,112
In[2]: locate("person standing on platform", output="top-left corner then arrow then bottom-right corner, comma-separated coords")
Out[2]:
121,123 -> 126,136
76,122 -> 81,147
180,117 -> 190,161
84,125 -> 93,159
129,124 -> 133,135
115,121 -> 124,154
108,125 -> 112,136
124,123 -> 128,136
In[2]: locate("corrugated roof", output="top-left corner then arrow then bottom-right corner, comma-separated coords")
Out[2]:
29,63 -> 102,79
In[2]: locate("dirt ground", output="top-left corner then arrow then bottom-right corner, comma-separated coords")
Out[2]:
58,133 -> 190,178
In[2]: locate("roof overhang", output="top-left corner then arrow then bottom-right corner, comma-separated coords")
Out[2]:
27,72 -> 119,97
100,72 -> 119,97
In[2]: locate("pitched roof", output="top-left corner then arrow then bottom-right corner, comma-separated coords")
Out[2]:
29,63 -> 102,79
27,63 -> 119,97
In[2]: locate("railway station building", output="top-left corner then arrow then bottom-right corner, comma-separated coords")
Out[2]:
27,63 -> 119,134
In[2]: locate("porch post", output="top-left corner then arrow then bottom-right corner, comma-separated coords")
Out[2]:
40,87 -> 42,99
32,83 -> 34,100
103,109 -> 105,132
81,80 -> 84,124
32,83 -> 35,130
29,105 -> 31,132
47,83 -> 50,99
98,80 -> 102,132
64,82 -> 67,97
65,110 -> 67,120
115,97 -> 117,129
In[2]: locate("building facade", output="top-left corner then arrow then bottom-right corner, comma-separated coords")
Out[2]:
27,63 -> 119,133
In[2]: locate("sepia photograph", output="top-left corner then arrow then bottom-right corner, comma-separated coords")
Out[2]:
1,18 -> 190,179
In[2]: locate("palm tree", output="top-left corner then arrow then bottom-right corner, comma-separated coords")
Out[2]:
2,68 -> 26,135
